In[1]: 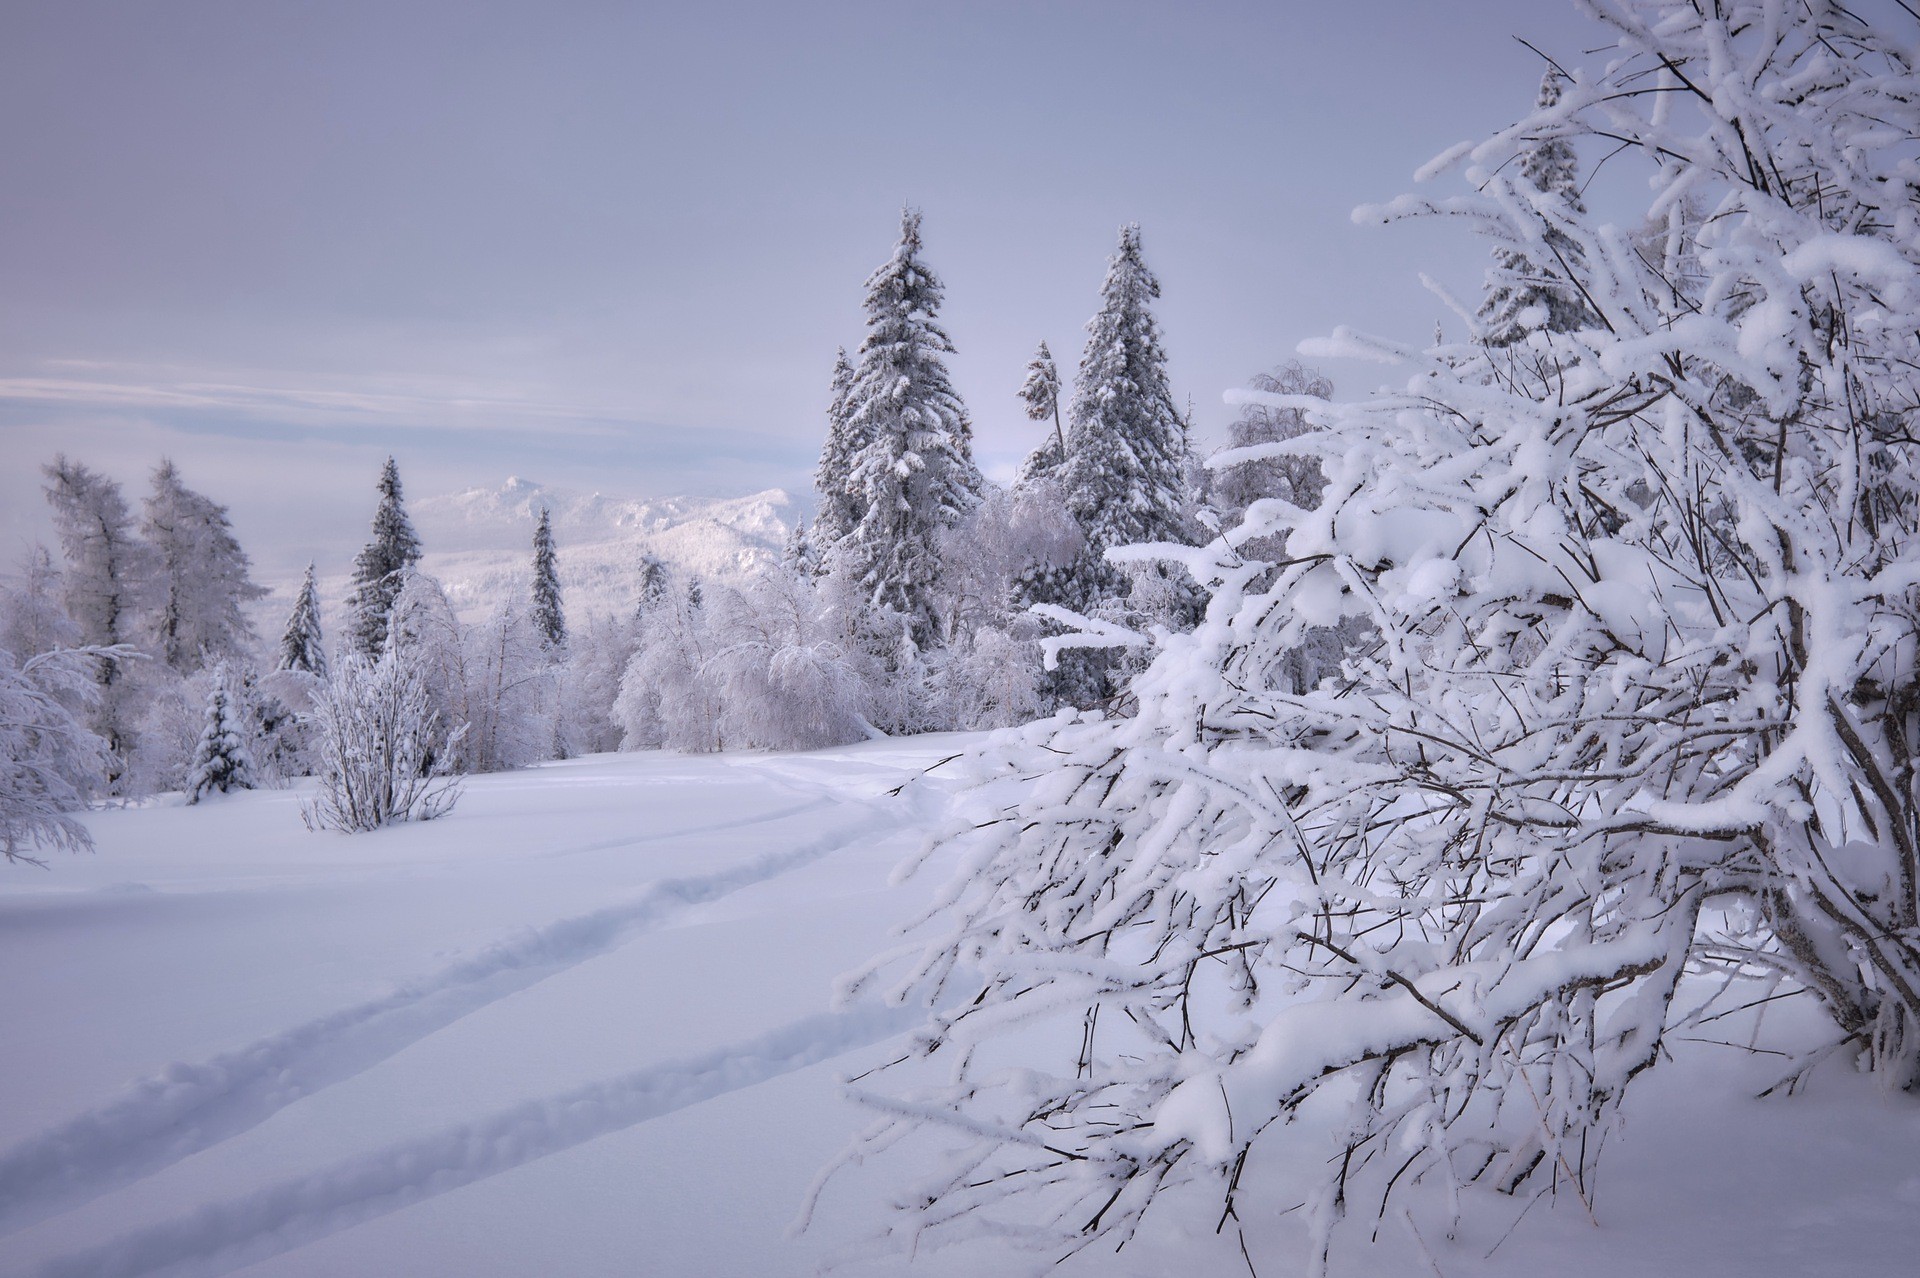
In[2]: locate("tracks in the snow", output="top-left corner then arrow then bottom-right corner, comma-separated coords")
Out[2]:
0,778 -> 901,1250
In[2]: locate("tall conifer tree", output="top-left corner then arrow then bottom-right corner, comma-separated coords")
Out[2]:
344,457 -> 423,657
810,348 -> 864,552
530,508 -> 566,651
1478,70 -> 1601,346
277,563 -> 328,678
840,209 -> 982,647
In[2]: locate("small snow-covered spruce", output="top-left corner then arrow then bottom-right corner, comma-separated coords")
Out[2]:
824,3 -> 1920,1270
1476,69 -> 1602,348
141,459 -> 267,674
276,564 -> 328,679
530,508 -> 566,652
838,209 -> 983,649
344,457 -> 424,658
810,347 -> 865,553
0,647 -> 120,863
302,639 -> 465,833
186,665 -> 256,803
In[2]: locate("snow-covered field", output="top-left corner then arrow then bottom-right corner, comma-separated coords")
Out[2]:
3,738 -> 1917,1278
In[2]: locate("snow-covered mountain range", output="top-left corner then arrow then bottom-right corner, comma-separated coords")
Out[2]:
310,479 -> 798,629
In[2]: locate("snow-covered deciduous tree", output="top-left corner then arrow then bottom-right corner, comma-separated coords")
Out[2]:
837,209 -> 983,648
555,612 -> 642,758
303,642 -> 465,833
42,457 -> 152,779
141,459 -> 267,674
614,580 -> 721,753
0,647 -> 117,863
186,665 -> 257,803
387,567 -> 472,766
1209,360 -> 1333,534
1476,68 -> 1603,348
811,347 -> 866,553
0,545 -> 79,662
830,3 -> 1920,1269
276,564 -> 328,680
462,602 -> 556,773
530,508 -> 566,652
344,457 -> 424,658
703,569 -> 888,750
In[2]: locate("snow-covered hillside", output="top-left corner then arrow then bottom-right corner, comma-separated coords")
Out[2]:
2,743 -> 1917,1277
300,479 -> 797,630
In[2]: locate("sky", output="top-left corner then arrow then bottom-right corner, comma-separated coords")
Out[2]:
0,0 -> 1606,582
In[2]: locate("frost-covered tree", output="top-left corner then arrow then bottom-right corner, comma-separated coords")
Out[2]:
463,602 -> 555,773
1060,223 -> 1193,579
811,347 -> 866,552
42,457 -> 151,776
1477,69 -> 1603,347
344,457 -> 424,658
615,580 -> 721,752
1018,339 -> 1065,461
530,508 -> 566,652
838,209 -> 983,648
1209,360 -> 1333,531
0,647 -> 116,863
634,555 -> 673,620
827,4 -> 1920,1269
185,665 -> 256,803
276,564 -> 328,679
303,641 -> 465,833
0,545 -> 78,662
387,567 -> 470,768
555,611 -> 643,758
141,460 -> 267,674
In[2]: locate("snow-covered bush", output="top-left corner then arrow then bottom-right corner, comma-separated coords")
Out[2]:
303,645 -> 465,833
0,647 -> 119,863
831,2 -> 1920,1269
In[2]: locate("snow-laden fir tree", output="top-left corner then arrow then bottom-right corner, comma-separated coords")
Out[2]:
1018,339 -> 1064,465
141,459 -> 267,674
344,457 -> 424,658
1059,223 -> 1192,578
634,555 -> 672,620
824,3 -> 1920,1269
838,209 -> 982,648
0,646 -> 116,863
276,563 -> 328,679
185,665 -> 256,803
1477,69 -> 1602,347
529,508 -> 566,652
810,347 -> 865,552
41,457 -> 151,777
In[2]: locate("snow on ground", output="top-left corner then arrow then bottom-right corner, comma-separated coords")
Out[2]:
2,738 -> 1917,1277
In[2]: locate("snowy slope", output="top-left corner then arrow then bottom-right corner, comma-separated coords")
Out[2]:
1,743 -> 1916,1277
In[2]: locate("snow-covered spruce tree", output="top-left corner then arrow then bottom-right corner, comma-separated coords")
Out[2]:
1018,339 -> 1065,464
303,640 -> 465,833
42,457 -> 152,780
837,209 -> 983,649
185,665 -> 256,803
344,457 -> 424,658
276,563 -> 328,679
0,647 -> 118,863
530,508 -> 566,652
810,347 -> 866,554
828,3 -> 1920,1268
141,459 -> 267,674
1476,68 -> 1603,349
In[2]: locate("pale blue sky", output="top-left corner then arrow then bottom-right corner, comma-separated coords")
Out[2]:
0,1 -> 1602,579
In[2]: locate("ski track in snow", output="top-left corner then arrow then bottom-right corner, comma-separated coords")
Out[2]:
33,1002 -> 921,1278
0,777 -> 898,1241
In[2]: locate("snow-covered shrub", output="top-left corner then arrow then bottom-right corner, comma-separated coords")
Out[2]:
0,647 -> 119,863
303,646 -> 465,833
830,2 -> 1920,1269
